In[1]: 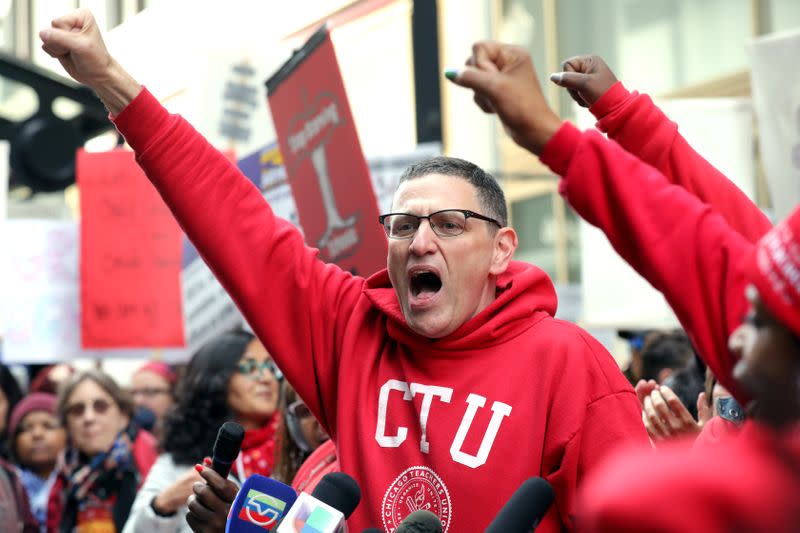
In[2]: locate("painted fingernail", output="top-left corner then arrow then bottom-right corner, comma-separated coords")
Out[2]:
549,72 -> 563,83
203,457 -> 212,466
195,464 -> 203,473
444,68 -> 459,81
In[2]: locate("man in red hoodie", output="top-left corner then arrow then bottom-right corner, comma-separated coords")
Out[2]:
447,40 -> 800,531
40,10 -> 647,532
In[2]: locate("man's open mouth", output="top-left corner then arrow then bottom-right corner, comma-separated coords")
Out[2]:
409,269 -> 442,298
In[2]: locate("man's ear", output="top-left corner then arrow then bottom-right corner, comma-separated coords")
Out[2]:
489,227 -> 518,275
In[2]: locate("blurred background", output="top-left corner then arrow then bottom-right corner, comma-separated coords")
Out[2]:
1,0 -> 799,383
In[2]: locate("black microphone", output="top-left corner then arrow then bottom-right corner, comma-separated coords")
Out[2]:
311,471 -> 362,519
211,421 -> 245,478
484,477 -> 554,533
360,529 -> 384,533
395,510 -> 443,533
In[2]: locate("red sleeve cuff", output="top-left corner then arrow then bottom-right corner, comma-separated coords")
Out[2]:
589,81 -> 630,120
111,87 -> 172,154
539,121 -> 582,177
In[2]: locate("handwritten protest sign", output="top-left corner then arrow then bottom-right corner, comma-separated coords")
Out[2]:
2,221 -> 81,363
77,149 -> 184,348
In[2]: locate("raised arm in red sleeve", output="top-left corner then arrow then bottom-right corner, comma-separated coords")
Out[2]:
541,122 -> 753,401
590,82 -> 772,242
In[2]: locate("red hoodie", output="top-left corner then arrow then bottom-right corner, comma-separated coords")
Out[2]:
578,422 -> 800,532
111,88 -> 647,532
540,119 -> 800,531
541,122 -> 752,401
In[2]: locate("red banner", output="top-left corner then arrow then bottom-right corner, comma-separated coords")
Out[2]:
266,25 -> 387,276
77,149 -> 184,348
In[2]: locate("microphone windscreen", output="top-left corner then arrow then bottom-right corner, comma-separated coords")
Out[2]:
214,421 -> 245,463
484,477 -> 554,533
226,474 -> 298,532
395,510 -> 443,533
311,471 -> 361,519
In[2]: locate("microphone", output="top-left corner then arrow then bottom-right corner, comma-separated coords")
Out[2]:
275,472 -> 362,532
360,529 -> 384,533
275,491 -> 344,532
225,474 -> 298,532
311,472 -> 361,519
212,421 -> 245,478
395,510 -> 443,533
484,477 -> 554,533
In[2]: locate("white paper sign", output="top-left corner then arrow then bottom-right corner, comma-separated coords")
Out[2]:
750,29 -> 800,220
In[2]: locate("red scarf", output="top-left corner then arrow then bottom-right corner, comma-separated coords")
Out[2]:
233,413 -> 280,479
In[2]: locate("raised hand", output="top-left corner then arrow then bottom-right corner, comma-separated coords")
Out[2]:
151,467 -> 204,516
185,461 -> 239,533
641,385 -> 702,442
550,55 -> 619,108
445,41 -> 562,155
39,8 -> 141,115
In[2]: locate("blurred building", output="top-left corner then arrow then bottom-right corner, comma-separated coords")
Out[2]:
1,0 -> 799,373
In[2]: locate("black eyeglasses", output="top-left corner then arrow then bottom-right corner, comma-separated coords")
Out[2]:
237,358 -> 283,381
378,209 -> 502,239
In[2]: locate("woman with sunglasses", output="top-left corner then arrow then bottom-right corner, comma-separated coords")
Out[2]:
47,370 -> 158,533
123,329 -> 282,533
273,382 -> 336,493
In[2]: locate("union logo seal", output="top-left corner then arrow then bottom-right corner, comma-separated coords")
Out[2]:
381,466 -> 452,532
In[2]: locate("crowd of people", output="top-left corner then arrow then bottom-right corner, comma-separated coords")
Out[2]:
0,6 -> 797,533
0,327 -> 336,533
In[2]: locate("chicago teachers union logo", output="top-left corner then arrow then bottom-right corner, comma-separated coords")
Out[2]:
382,466 -> 452,532
238,488 -> 287,530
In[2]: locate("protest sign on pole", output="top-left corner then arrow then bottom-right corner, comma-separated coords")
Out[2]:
266,24 -> 387,277
750,29 -> 800,220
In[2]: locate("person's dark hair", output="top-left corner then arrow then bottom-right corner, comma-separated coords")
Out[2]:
272,381 -> 306,484
640,330 -> 695,382
662,362 -> 705,420
397,156 -> 507,228
57,369 -> 134,426
0,365 -> 23,423
161,329 -> 254,465
0,364 -> 23,458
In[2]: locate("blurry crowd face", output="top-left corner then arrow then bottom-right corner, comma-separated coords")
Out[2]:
288,399 -> 328,450
730,285 -> 800,428
387,175 -> 509,339
131,370 -> 173,420
227,339 -> 280,429
15,411 -> 66,474
65,379 -> 129,456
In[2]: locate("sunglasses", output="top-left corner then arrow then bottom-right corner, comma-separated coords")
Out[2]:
237,358 -> 283,380
65,398 -> 112,419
